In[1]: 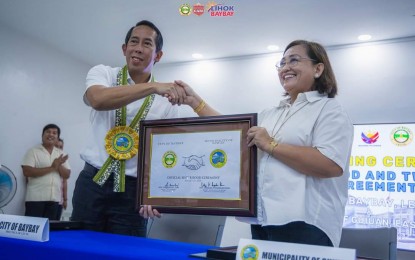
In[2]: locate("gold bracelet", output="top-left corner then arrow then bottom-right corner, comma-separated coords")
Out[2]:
270,139 -> 278,155
193,100 -> 206,114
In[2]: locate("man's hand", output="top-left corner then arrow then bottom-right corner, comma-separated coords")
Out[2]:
174,80 -> 201,108
153,82 -> 186,105
139,205 -> 162,219
51,154 -> 69,170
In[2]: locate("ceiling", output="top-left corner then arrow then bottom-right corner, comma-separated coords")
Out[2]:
1,0 -> 414,66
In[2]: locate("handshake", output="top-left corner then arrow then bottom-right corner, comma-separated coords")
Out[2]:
156,80 -> 201,109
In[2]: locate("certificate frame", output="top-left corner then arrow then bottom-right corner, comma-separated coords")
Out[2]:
136,113 -> 257,217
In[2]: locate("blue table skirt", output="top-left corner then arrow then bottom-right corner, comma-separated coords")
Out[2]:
0,230 -> 215,259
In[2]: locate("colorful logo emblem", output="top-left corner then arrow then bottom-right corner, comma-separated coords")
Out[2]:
207,1 -> 235,16
105,126 -> 138,160
115,135 -> 132,150
179,4 -> 192,16
240,245 -> 259,260
210,149 -> 227,168
193,3 -> 205,16
361,130 -> 379,144
390,126 -> 413,146
162,151 -> 177,168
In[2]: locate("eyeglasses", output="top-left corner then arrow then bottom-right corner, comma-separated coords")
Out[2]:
275,56 -> 317,70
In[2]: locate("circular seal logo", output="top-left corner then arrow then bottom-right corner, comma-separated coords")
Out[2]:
210,149 -> 227,168
390,126 -> 413,146
240,244 -> 259,260
105,126 -> 138,160
162,151 -> 177,168
179,4 -> 192,16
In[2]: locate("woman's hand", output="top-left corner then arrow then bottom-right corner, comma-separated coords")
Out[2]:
173,80 -> 202,109
247,126 -> 273,152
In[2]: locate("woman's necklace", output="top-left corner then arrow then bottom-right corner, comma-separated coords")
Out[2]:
270,105 -> 290,137
270,100 -> 309,138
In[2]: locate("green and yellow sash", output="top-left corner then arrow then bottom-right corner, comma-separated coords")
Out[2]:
93,65 -> 155,192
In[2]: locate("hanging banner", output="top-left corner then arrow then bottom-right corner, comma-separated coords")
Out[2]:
345,123 -> 415,251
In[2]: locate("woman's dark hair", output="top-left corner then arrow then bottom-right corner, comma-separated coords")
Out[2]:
284,40 -> 338,98
124,20 -> 163,53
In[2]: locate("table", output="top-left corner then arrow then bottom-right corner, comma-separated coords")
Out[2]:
0,230 -> 215,259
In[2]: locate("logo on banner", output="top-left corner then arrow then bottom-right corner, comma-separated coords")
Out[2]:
361,130 -> 379,144
179,4 -> 192,16
240,244 -> 259,260
390,126 -> 413,146
193,3 -> 205,16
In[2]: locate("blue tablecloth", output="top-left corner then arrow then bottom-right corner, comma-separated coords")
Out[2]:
0,230 -> 214,259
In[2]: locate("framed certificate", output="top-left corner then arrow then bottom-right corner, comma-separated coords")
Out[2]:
136,113 -> 257,217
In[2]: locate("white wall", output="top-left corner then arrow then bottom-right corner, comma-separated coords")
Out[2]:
0,24 -> 90,216
155,53 -> 283,118
330,39 -> 415,124
155,38 -> 415,124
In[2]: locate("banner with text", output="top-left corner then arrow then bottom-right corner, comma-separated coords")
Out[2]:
345,123 -> 415,251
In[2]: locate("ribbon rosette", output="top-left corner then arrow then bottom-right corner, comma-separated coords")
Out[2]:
105,126 -> 139,160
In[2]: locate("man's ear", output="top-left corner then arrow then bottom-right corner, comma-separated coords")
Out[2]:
154,50 -> 163,63
122,44 -> 127,56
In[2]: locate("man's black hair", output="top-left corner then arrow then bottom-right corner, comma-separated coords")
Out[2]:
42,123 -> 61,138
124,20 -> 163,53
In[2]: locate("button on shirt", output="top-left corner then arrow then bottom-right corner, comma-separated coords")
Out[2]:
80,65 -> 178,177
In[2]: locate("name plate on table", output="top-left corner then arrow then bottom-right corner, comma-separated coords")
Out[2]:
0,214 -> 49,242
137,113 -> 257,216
236,238 -> 356,260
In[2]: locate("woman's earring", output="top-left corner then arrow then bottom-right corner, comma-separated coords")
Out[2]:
314,73 -> 319,79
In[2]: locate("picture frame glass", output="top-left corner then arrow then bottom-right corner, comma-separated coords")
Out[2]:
136,113 -> 257,217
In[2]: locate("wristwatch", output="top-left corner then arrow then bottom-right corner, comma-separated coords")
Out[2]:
269,139 -> 278,154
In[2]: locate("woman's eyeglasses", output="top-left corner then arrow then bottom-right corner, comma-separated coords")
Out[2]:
275,56 -> 317,70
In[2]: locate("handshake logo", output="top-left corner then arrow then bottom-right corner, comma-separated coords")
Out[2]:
182,155 -> 205,170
